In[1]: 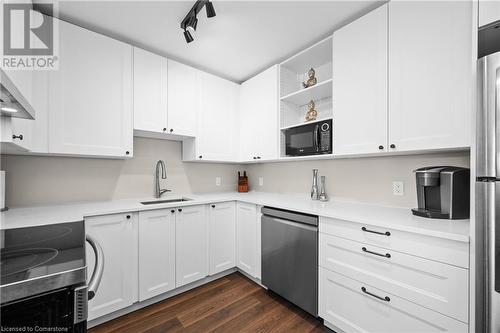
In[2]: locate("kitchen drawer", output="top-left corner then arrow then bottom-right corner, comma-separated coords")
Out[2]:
320,217 -> 468,268
319,233 -> 468,322
319,268 -> 468,333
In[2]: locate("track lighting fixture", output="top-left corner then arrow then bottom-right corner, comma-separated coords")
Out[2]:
180,0 -> 216,43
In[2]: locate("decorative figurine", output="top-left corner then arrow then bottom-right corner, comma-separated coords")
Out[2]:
302,68 -> 317,88
305,100 -> 318,122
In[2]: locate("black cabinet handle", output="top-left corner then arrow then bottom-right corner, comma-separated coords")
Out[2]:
125,151 -> 130,155
12,134 -> 23,140
361,226 -> 390,236
211,204 -> 215,208
170,209 -> 175,213
378,145 -> 384,150
178,208 -> 182,212
126,215 -> 131,219
253,157 -> 256,160
362,247 -> 391,258
198,155 -> 202,159
361,287 -> 390,302
170,129 -> 173,133
390,144 -> 396,149
257,156 -> 261,159
163,128 -> 167,132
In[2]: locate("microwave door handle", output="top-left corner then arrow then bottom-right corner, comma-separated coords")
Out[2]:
314,124 -> 320,151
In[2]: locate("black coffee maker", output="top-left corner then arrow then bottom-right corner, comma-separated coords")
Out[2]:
411,166 -> 470,219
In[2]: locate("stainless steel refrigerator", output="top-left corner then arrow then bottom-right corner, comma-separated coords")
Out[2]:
477,50 -> 500,333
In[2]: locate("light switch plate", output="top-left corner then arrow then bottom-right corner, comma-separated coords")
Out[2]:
393,181 -> 404,196
259,177 -> 264,186
215,177 -> 221,186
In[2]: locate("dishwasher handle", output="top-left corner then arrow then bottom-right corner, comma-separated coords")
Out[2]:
263,216 -> 318,232
86,234 -> 104,301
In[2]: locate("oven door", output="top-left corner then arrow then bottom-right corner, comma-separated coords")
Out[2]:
285,123 -> 320,156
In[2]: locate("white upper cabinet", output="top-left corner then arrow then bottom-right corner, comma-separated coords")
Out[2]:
209,202 -> 236,275
138,209 -> 176,301
239,65 -> 279,162
333,4 -> 388,155
49,19 -> 133,158
236,202 -> 257,277
479,0 -> 500,28
133,47 -> 168,134
167,60 -> 199,137
190,72 -> 239,161
388,1 -> 472,152
175,205 -> 208,287
85,213 -> 138,321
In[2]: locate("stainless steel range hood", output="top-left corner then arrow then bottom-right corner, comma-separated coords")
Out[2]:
0,69 -> 35,120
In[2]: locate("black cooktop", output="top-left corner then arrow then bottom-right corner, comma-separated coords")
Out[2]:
1,221 -> 86,286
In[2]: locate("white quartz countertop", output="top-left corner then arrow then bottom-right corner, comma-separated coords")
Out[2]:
0,192 -> 470,242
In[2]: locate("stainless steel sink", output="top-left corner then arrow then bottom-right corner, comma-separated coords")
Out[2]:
140,198 -> 192,205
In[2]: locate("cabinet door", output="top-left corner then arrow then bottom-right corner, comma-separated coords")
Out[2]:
176,205 -> 208,287
133,47 -> 168,133
388,1 -> 472,152
209,202 -> 236,275
49,19 -> 133,157
236,202 -> 257,277
167,60 -> 199,137
239,66 -> 279,161
197,72 -> 239,161
85,213 -> 138,321
333,4 -> 388,155
138,209 -> 176,301
479,0 -> 500,28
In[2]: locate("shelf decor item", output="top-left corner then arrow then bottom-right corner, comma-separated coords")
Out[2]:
305,100 -> 318,122
238,171 -> 249,193
302,68 -> 317,88
311,169 -> 319,200
319,176 -> 328,202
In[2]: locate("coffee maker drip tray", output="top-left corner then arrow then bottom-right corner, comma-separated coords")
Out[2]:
411,208 -> 450,219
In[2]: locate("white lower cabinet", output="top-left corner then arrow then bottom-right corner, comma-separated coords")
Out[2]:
319,269 -> 468,333
236,202 -> 258,277
175,205 -> 209,287
85,213 -> 138,321
209,202 -> 236,275
138,209 -> 176,301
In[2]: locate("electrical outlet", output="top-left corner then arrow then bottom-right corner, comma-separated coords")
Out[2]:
215,177 -> 221,186
393,181 -> 404,196
259,177 -> 264,186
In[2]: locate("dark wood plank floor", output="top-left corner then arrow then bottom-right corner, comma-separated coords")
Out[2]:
89,272 -> 328,333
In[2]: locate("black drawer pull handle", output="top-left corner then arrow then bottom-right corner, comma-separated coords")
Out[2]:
361,227 -> 390,236
362,247 -> 391,258
361,287 -> 390,302
12,134 -> 23,140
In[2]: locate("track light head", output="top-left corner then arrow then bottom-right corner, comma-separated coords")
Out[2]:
206,1 -> 216,18
184,29 -> 194,43
186,15 -> 198,32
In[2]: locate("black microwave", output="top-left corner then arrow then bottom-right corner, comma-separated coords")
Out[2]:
285,119 -> 332,156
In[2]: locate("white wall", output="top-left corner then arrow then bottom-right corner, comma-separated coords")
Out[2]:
0,137 -> 240,207
246,151 -> 470,208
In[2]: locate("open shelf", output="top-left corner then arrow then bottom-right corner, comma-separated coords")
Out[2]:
280,79 -> 332,106
280,117 -> 333,130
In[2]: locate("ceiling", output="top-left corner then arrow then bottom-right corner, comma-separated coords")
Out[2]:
35,1 -> 383,83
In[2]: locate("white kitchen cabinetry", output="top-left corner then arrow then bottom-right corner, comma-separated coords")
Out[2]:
236,202 -> 258,277
184,72 -> 239,161
49,19 -> 133,158
85,213 -> 138,321
176,205 -> 208,287
133,47 -> 168,134
388,1 -> 472,152
333,4 -> 388,155
167,60 -> 199,137
138,209 -> 176,301
239,65 -> 279,162
479,0 -> 500,28
209,202 -> 236,275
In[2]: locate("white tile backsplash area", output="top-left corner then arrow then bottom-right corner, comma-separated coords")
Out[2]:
246,151 -> 470,208
0,137 -> 241,207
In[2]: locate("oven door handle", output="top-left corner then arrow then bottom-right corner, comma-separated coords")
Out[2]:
86,234 -> 104,301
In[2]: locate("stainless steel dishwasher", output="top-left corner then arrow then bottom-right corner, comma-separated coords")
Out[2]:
261,206 -> 318,317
